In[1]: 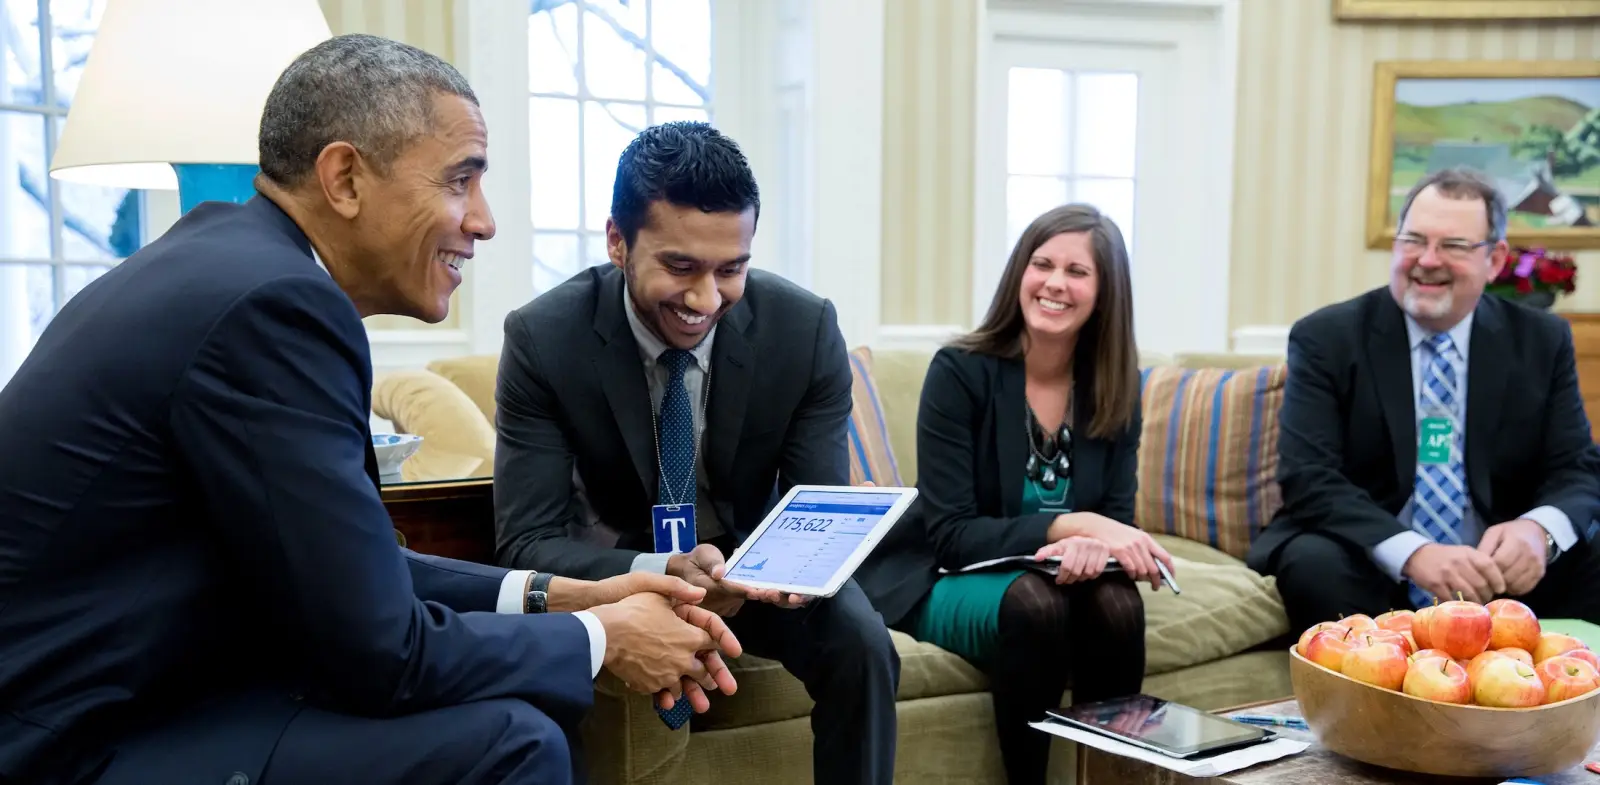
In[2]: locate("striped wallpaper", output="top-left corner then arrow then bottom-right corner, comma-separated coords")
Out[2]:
318,0 -> 463,331
876,0 -> 1600,332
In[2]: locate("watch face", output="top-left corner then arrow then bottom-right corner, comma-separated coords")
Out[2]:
525,591 -> 548,614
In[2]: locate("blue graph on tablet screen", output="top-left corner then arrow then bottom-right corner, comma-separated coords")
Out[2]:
727,491 -> 897,586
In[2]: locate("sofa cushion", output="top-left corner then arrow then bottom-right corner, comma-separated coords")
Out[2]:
845,347 -> 904,487
1135,364 -> 1287,561
371,369 -> 495,481
1140,534 -> 1290,675
694,630 -> 987,731
426,354 -> 501,424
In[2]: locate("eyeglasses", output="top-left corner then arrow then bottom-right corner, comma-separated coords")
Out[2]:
1394,233 -> 1492,263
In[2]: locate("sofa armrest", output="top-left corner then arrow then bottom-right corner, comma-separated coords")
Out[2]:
580,671 -> 692,784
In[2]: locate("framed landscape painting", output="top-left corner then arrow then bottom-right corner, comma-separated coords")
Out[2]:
1334,0 -> 1600,20
1366,61 -> 1600,250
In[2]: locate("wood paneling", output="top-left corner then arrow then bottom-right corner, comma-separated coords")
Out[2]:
1566,313 -> 1600,442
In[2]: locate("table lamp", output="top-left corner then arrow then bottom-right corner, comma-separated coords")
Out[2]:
48,0 -> 333,214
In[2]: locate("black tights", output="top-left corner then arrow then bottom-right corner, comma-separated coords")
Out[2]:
989,570 -> 1146,785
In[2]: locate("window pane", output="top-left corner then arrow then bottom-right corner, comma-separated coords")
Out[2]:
0,261 -> 52,341
529,1 -> 579,96
61,261 -> 108,300
587,0 -> 646,37
533,232 -> 580,294
52,116 -> 138,260
583,7 -> 646,100
583,232 -> 608,269
652,105 -> 707,126
2,110 -> 51,259
583,101 -> 646,231
1075,73 -> 1138,178
48,0 -> 108,108
1007,67 -> 1068,176
530,97 -> 580,230
1074,177 -> 1135,252
653,62 -> 705,107
3,0 -> 43,106
652,0 -> 710,102
1005,175 -> 1068,252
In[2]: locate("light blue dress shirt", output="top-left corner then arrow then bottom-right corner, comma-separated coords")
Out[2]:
1368,311 -> 1577,582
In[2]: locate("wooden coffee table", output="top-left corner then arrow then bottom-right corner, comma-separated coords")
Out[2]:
1077,698 -> 1600,784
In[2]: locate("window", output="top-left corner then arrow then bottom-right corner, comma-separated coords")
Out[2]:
2,0 -> 143,382
527,0 -> 712,295
1004,66 -> 1138,254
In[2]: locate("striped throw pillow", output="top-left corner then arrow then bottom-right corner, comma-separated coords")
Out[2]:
1134,364 -> 1287,560
846,347 -> 904,487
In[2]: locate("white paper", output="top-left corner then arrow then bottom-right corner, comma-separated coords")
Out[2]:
1029,720 -> 1310,777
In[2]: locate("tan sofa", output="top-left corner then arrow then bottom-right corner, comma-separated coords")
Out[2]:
373,348 -> 1294,785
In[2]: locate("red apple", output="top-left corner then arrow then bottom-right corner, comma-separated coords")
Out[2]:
1486,599 -> 1541,653
1465,650 -> 1508,684
1297,622 -> 1342,657
1473,657 -> 1546,708
1409,648 -> 1452,665
1305,628 -> 1359,672
1534,632 -> 1589,664
1413,605 -> 1437,650
1342,641 -> 1408,691
1565,648 -> 1600,671
1403,654 -> 1472,704
1375,609 -> 1416,635
1402,630 -> 1418,654
1498,647 -> 1534,668
1538,655 -> 1600,703
1357,629 -> 1414,657
1426,600 -> 1492,661
1340,614 -> 1378,632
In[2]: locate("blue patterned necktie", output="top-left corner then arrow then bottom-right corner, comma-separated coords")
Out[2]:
656,349 -> 697,508
655,348 -> 696,729
1409,333 -> 1467,608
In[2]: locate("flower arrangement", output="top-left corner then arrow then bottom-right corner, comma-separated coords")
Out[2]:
1487,247 -> 1577,310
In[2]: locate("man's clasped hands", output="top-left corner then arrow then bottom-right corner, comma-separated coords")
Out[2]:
570,542 -> 812,713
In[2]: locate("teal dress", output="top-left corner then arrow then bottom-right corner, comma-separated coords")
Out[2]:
909,471 -> 1072,667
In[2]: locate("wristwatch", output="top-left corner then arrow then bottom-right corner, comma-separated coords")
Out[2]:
524,571 -> 554,614
1545,530 -> 1560,564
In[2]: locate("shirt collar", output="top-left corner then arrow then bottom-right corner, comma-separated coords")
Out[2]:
1404,307 -> 1474,358
622,284 -> 715,371
310,248 -> 330,278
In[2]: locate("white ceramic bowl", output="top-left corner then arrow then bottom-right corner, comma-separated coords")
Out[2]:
372,433 -> 424,477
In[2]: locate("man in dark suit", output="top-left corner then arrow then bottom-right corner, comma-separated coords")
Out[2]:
1248,167 -> 1600,632
0,35 -> 739,785
495,122 -> 900,784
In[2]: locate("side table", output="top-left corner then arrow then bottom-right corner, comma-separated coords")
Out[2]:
381,476 -> 494,563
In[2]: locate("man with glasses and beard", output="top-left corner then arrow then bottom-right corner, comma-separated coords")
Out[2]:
1248,166 -> 1600,633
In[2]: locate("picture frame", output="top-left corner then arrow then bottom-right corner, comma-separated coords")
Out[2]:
1365,60 -> 1600,250
1334,0 -> 1600,21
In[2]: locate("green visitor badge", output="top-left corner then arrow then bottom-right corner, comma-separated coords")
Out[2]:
1418,417 -> 1454,464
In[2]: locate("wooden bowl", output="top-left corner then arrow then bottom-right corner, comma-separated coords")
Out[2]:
1290,647 -> 1600,777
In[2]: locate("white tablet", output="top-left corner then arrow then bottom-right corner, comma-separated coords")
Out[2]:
722,485 -> 919,598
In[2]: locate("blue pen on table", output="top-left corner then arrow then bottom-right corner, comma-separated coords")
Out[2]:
1230,713 -> 1308,730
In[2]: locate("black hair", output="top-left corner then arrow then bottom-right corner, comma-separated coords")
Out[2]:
610,121 -> 761,246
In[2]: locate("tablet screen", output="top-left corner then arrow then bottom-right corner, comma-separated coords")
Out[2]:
724,490 -> 903,588
1047,695 -> 1267,756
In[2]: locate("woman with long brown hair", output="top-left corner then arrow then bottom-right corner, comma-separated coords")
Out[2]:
858,204 -> 1176,784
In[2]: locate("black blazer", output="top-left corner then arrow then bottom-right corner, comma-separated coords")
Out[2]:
855,346 -> 1142,627
0,196 -> 592,785
493,265 -> 854,579
1247,287 -> 1600,574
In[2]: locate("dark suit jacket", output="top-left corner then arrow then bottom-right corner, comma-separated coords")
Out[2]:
1247,287 -> 1600,575
0,196 -> 592,785
855,346 -> 1142,627
494,265 -> 854,579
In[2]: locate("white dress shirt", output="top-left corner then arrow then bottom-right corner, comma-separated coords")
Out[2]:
1369,311 -> 1577,581
311,249 -> 603,677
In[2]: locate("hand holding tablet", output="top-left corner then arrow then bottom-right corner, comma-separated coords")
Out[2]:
720,485 -> 919,600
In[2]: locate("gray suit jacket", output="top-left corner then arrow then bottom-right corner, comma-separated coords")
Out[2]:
493,265 -> 854,579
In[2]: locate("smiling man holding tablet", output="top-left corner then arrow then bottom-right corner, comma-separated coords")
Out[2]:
493,122 -> 901,784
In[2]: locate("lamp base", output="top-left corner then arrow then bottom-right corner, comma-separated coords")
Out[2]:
173,163 -> 260,214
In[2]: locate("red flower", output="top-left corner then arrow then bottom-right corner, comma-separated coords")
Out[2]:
1516,277 -> 1534,294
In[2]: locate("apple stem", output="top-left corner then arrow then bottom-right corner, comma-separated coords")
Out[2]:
1456,591 -> 1465,602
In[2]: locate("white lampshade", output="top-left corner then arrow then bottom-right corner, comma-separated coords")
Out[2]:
49,0 -> 333,190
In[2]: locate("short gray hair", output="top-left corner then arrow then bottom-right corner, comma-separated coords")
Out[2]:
1396,166 -> 1508,243
258,33 -> 478,186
